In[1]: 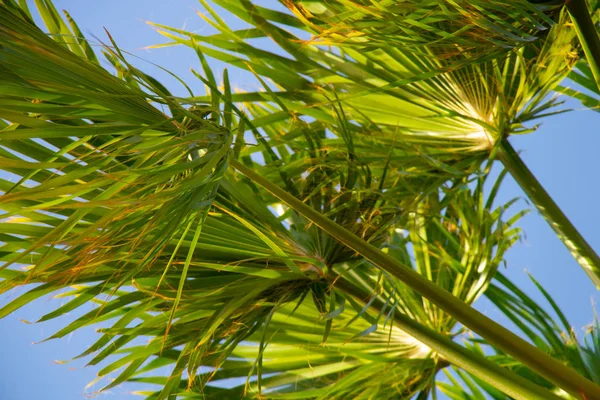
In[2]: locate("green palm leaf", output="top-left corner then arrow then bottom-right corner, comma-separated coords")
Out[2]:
288,0 -> 600,92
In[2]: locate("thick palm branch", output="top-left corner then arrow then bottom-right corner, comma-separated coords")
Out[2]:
148,0 -> 600,290
1,1 -> 600,400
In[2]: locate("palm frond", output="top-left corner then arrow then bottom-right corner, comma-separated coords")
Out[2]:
66,172 -> 547,400
0,1 -> 236,292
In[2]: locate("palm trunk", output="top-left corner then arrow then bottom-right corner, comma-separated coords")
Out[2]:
496,138 -> 600,289
566,0 -> 600,90
232,159 -> 600,400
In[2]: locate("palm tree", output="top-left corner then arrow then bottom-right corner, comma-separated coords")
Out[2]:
1,0 -> 600,399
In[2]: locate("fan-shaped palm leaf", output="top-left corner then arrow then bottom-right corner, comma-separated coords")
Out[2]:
0,1 -> 234,293
288,0 -> 555,50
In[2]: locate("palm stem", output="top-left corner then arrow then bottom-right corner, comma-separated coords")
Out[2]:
496,138 -> 600,289
566,0 -> 600,90
232,159 -> 600,399
338,280 -> 563,400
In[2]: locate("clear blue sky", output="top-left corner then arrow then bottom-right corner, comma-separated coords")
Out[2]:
1,1 -> 599,399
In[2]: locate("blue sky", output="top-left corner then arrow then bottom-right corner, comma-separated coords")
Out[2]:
1,1 -> 600,399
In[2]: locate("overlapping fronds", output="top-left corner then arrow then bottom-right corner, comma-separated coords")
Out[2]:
148,0 -> 600,293
99,285 -> 438,399
0,3 -> 549,397
0,4 -> 314,394
3,1 -> 600,399
60,172 -> 529,399
233,100 -> 485,267
379,170 -> 526,331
